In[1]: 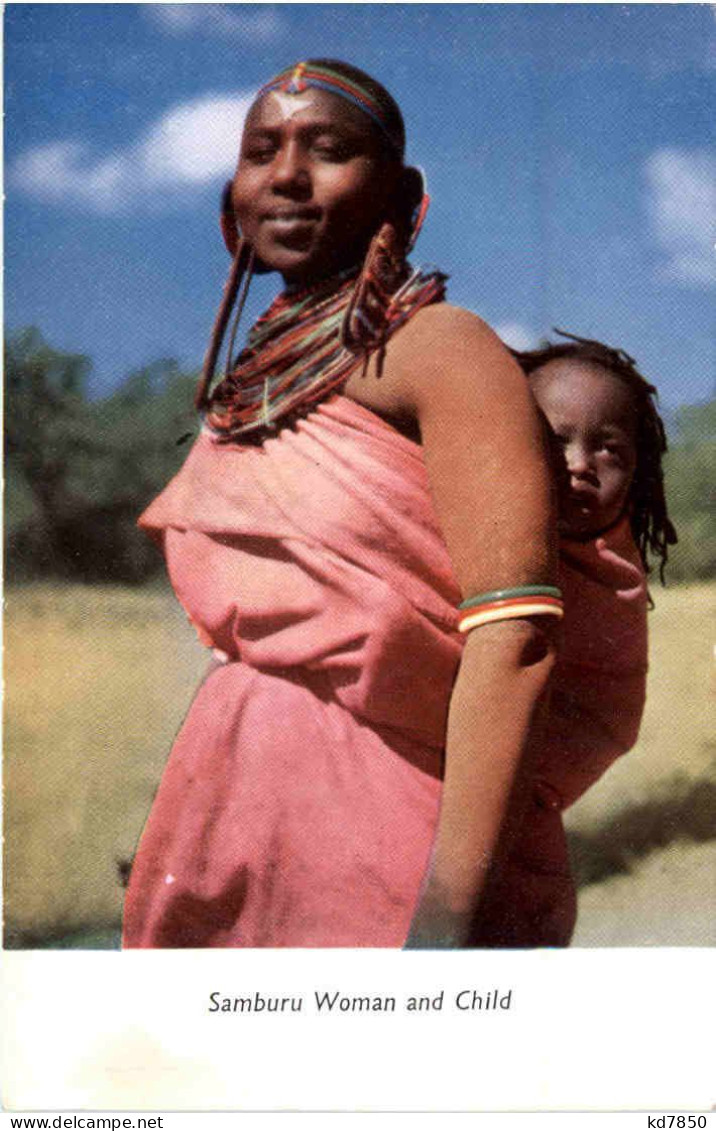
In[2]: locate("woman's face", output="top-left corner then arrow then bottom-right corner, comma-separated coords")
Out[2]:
232,87 -> 400,284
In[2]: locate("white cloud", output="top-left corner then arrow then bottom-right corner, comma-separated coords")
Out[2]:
645,148 -> 716,286
11,93 -> 253,213
140,97 -> 251,184
494,322 -> 536,352
146,4 -> 286,44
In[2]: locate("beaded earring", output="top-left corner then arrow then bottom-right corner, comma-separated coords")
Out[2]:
219,178 -> 241,258
342,167 -> 430,358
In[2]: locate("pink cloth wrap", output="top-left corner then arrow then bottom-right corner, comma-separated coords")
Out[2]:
122,396 -> 647,948
123,397 -> 462,947
539,519 -> 648,809
477,516 -> 648,947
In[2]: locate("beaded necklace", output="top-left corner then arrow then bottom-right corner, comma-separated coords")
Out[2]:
203,263 -> 446,441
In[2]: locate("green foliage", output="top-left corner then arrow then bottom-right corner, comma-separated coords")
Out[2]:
5,328 -> 95,575
5,328 -> 198,584
663,398 -> 716,583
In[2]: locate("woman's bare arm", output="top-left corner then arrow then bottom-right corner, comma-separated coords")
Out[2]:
348,305 -> 558,946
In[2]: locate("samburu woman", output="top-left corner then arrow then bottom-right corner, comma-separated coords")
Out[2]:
123,60 -> 559,949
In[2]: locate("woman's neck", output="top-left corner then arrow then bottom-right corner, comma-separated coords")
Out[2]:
281,261 -> 361,298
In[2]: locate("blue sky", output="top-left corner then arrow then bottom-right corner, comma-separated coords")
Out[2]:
5,3 -> 716,406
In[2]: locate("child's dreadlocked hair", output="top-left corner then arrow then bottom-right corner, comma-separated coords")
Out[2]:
512,329 -> 678,581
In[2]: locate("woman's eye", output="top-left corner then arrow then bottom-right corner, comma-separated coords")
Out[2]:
243,143 -> 276,164
313,140 -> 353,161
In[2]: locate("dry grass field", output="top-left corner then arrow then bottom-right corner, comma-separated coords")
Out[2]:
4,583 -> 207,946
565,581 -> 716,945
4,580 -> 715,947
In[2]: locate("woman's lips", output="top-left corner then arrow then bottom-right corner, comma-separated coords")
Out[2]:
261,208 -> 320,232
265,217 -> 313,232
260,212 -> 320,249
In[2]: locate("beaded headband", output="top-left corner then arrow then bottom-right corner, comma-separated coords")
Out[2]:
257,62 -> 404,156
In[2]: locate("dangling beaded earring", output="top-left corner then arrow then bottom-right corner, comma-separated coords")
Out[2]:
342,167 -> 430,358
195,181 -> 256,411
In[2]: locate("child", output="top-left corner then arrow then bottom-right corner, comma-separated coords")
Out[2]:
473,330 -> 677,946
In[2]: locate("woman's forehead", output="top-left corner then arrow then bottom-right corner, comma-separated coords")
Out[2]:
244,87 -> 377,135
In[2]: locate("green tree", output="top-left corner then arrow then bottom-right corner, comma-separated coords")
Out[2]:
5,327 -> 95,577
74,359 -> 198,582
5,329 -> 198,583
663,398 -> 716,582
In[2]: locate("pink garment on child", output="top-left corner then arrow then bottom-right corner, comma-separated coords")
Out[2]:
540,517 -> 648,809
475,518 -> 648,947
123,396 -> 463,947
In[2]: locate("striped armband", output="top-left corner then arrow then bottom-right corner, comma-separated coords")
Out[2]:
457,585 -> 564,633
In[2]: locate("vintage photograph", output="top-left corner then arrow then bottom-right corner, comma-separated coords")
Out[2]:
4,2 -> 714,956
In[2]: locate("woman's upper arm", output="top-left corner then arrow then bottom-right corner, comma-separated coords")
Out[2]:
387,304 -> 557,598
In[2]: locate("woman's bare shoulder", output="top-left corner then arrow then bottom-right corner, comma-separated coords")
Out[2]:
397,301 -> 498,352
345,300 -> 554,591
347,302 -> 527,426
383,301 -> 528,413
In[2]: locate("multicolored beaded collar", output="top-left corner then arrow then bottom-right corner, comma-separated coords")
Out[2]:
202,263 -> 446,440
257,61 -> 403,156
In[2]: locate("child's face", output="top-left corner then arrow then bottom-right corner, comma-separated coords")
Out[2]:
530,360 -> 638,537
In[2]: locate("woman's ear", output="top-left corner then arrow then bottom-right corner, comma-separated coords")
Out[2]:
401,166 -> 425,214
220,180 -> 240,257
395,166 -> 429,252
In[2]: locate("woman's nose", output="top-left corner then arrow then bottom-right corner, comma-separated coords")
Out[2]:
270,143 -> 311,197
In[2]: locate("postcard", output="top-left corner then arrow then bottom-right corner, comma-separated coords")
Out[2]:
3,2 -> 714,1115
